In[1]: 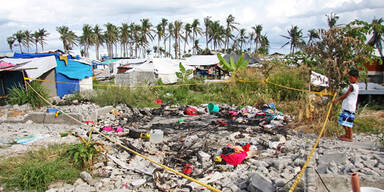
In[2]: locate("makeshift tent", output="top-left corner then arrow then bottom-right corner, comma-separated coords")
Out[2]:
153,58 -> 194,84
115,60 -> 156,86
55,57 -> 93,98
0,56 -> 58,97
184,55 -> 219,66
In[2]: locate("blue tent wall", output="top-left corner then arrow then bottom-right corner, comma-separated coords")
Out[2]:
55,58 -> 92,79
0,71 -> 24,96
55,73 -> 80,98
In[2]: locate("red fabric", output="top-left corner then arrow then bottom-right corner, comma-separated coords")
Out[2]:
221,151 -> 248,166
156,99 -> 162,104
185,107 -> 198,115
242,143 -> 250,152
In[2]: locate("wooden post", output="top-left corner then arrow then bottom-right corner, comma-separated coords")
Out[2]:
21,70 -> 28,92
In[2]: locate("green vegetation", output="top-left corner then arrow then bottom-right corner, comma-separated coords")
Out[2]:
7,81 -> 49,108
0,144 -> 81,192
66,131 -> 101,169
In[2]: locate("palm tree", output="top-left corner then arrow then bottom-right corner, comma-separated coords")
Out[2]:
173,20 -> 183,59
225,14 -> 238,51
326,13 -> 339,28
156,24 -> 163,57
14,30 -> 25,53
23,30 -> 33,53
104,23 -> 118,57
209,20 -> 224,51
167,22 -> 174,58
191,19 -> 202,54
183,23 -> 192,55
56,26 -> 78,53
204,16 -> 211,49
259,34 -> 270,54
93,24 -> 104,60
132,24 -> 141,58
238,28 -> 248,52
252,25 -> 263,52
367,18 -> 384,57
307,29 -> 319,45
281,25 -> 304,54
248,31 -> 255,52
128,23 -> 136,57
193,40 -> 201,53
80,24 -> 94,57
120,23 -> 130,57
32,31 -> 40,53
7,36 -> 16,52
140,19 -> 153,58
160,18 -> 168,56
37,28 -> 49,52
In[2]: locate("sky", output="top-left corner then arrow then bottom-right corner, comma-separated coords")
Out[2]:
0,0 -> 383,59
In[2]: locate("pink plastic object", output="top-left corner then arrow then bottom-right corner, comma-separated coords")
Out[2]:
85,121 -> 94,125
221,151 -> 248,166
0,60 -> 15,69
115,126 -> 123,132
103,126 -> 113,131
156,99 -> 162,104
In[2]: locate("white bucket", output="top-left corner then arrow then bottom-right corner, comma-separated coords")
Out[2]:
150,129 -> 163,144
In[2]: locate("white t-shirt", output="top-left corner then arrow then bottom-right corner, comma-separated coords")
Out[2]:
341,83 -> 359,113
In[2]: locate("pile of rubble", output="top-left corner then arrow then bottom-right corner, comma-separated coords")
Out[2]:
1,102 -> 384,192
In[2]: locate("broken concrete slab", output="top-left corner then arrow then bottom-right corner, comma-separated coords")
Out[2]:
247,173 -> 275,192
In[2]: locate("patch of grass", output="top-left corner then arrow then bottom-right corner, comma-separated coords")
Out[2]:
0,144 -> 81,192
7,81 -> 49,108
354,117 -> 384,134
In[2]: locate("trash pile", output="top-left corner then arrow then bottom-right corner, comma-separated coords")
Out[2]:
61,102 -> 300,191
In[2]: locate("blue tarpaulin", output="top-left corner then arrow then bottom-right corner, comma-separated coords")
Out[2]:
55,58 -> 92,79
55,73 -> 79,98
10,52 -> 59,58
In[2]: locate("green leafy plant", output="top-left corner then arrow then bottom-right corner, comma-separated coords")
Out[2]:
7,81 -> 49,108
176,62 -> 193,82
66,131 -> 99,169
217,53 -> 249,77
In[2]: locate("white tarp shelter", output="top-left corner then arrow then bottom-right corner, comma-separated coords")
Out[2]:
184,55 -> 219,66
1,56 -> 57,79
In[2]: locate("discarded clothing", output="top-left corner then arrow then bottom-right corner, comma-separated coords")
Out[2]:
221,151 -> 248,166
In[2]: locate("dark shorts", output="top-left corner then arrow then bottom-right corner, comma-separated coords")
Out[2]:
338,110 -> 355,128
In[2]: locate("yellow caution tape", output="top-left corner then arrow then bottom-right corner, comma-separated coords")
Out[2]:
289,93 -> 337,192
25,81 -> 223,192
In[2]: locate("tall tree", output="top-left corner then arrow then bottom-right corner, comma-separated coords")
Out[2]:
183,23 -> 192,55
367,18 -> 384,57
160,18 -> 168,56
259,34 -> 269,54
14,30 -> 25,53
173,20 -> 183,59
132,24 -> 141,58
248,31 -> 255,52
238,28 -> 248,52
252,25 -> 263,52
326,13 -> 339,28
209,20 -> 224,51
191,19 -> 202,54
37,28 -> 49,52
56,26 -> 78,53
93,24 -> 104,60
307,29 -> 320,45
104,23 -> 118,57
80,24 -> 94,57
204,16 -> 211,49
167,22 -> 174,58
7,36 -> 16,52
281,25 -> 304,54
120,23 -> 130,57
23,30 -> 33,53
32,31 -> 40,53
156,24 -> 163,57
225,14 -> 238,51
140,19 -> 153,58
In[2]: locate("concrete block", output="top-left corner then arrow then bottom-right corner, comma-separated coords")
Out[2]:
247,173 -> 274,192
23,112 -> 83,125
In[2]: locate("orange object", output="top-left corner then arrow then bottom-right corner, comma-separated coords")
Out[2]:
351,173 -> 360,192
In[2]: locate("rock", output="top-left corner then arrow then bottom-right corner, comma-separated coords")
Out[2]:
274,178 -> 286,187
364,159 -> 378,169
96,106 -> 114,119
271,159 -> 289,171
130,179 -> 146,187
72,100 -> 79,105
198,151 -> 212,168
248,173 -> 275,192
318,152 -> 346,173
80,171 -> 96,186
74,178 -> 85,186
74,183 -> 94,192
